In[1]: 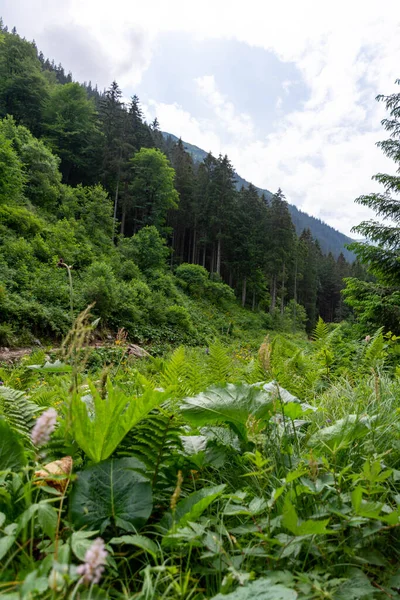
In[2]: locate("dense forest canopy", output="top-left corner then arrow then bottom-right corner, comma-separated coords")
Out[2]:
0,20 -> 366,347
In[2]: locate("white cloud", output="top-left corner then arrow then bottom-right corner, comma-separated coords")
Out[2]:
144,100 -> 222,154
195,75 -> 254,141
3,0 -> 400,235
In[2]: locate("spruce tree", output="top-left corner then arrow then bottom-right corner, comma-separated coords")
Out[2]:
350,80 -> 400,284
344,80 -> 400,331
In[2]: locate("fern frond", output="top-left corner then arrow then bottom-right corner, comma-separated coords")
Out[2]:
312,317 -> 330,342
29,387 -> 61,407
206,343 -> 231,384
0,386 -> 41,437
362,327 -> 386,369
118,408 -> 184,499
161,347 -> 187,393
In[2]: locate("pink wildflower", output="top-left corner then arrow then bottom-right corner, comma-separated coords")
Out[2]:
77,538 -> 108,585
31,408 -> 57,447
364,335 -> 371,343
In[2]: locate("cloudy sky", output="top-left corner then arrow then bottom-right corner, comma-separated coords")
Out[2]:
2,0 -> 400,236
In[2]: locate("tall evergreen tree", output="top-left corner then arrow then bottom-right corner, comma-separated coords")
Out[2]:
265,189 -> 296,312
344,79 -> 400,331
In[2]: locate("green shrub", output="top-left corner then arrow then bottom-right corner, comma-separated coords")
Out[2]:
165,305 -> 192,331
176,263 -> 209,296
0,323 -> 15,346
82,262 -> 117,319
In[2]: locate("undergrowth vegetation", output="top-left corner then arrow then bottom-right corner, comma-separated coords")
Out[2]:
1,316 -> 400,599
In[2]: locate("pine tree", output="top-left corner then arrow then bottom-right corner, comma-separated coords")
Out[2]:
169,139 -> 195,263
344,79 -> 400,331
265,189 -> 296,313
350,80 -> 400,283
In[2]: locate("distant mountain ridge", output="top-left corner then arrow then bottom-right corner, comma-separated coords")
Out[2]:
163,132 -> 355,261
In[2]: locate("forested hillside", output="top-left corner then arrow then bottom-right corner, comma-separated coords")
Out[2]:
0,22 -> 365,349
163,133 -> 355,261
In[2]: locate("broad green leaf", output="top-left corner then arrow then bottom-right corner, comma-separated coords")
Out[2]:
308,415 -> 371,452
282,498 -> 331,536
71,530 -> 99,561
70,457 -> 152,533
285,468 -> 308,483
0,418 -> 26,472
161,484 -> 225,533
262,382 -> 299,404
357,500 -> 384,519
20,570 -> 48,597
174,484 -> 225,528
333,569 -> 375,599
351,486 -> 363,512
71,380 -> 167,462
180,435 -> 207,455
110,534 -> 159,558
181,384 -> 274,439
27,360 -> 72,373
200,426 -> 241,451
282,403 -> 304,420
211,578 -> 297,599
0,532 -> 16,561
18,503 -> 40,531
37,503 -> 58,538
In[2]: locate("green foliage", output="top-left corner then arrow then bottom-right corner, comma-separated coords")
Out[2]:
121,225 -> 169,272
0,418 -> 26,471
180,383 -> 274,440
0,115 -> 61,209
312,316 -> 330,342
0,385 -> 41,436
70,457 -> 152,533
43,82 -> 100,184
71,379 -> 166,462
0,331 -> 400,597
344,80 -> 400,332
0,131 -> 24,204
130,148 -> 179,231
120,410 -> 183,491
211,578 -> 297,599
1,23 -> 400,599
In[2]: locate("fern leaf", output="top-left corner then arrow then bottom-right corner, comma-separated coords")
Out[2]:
206,343 -> 231,384
118,409 -> 184,498
0,386 -> 41,437
312,317 -> 330,342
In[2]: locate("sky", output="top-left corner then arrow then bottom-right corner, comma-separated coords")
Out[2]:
2,0 -> 400,236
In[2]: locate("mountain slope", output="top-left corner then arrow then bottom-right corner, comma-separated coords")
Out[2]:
163,132 -> 355,261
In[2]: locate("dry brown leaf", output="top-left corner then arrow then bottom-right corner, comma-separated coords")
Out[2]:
34,456 -> 73,493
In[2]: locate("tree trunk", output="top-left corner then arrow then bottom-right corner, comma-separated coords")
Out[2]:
191,229 -> 196,264
280,262 -> 286,315
292,257 -> 298,331
228,272 -> 233,287
121,201 -> 126,236
270,275 -> 277,313
252,289 -> 256,311
202,244 -> 206,268
216,232 -> 221,275
211,244 -> 215,273
120,181 -> 129,236
170,231 -> 174,270
112,175 -> 120,243
241,276 -> 247,307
